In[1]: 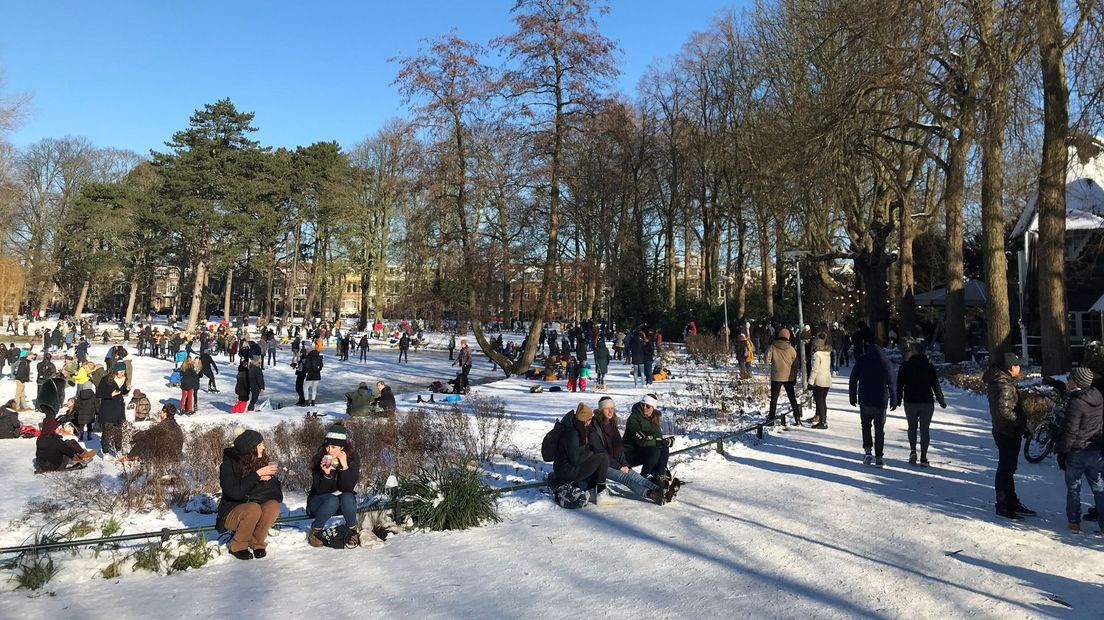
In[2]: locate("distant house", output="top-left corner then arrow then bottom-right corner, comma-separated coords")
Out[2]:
1012,145 -> 1104,357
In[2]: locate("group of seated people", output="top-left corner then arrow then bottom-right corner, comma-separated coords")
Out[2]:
553,393 -> 680,506
344,380 -> 396,417
30,401 -> 185,471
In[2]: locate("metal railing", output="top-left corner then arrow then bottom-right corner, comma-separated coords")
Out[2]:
1,423 -> 766,556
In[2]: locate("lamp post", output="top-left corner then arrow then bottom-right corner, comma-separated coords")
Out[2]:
784,249 -> 811,390
722,273 -> 731,353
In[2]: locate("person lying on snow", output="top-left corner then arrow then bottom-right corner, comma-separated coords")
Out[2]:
589,396 -> 667,505
623,394 -> 678,494
553,403 -> 610,505
119,404 -> 184,463
35,418 -> 94,471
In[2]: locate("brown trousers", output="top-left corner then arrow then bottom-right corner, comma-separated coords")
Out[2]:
225,500 -> 281,552
14,381 -> 27,409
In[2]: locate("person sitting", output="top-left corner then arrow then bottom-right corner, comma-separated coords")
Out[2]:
127,389 -> 152,422
216,429 -> 283,560
552,403 -> 609,505
372,380 -> 396,416
35,418 -> 94,471
307,423 -> 361,547
589,396 -> 665,504
345,382 -> 375,417
622,394 -> 673,487
121,404 -> 184,463
0,399 -> 20,439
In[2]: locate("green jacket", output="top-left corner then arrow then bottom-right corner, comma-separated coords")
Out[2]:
345,386 -> 375,417
593,343 -> 610,375
622,403 -> 662,460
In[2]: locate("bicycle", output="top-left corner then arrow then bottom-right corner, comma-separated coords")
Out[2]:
1023,377 -> 1068,464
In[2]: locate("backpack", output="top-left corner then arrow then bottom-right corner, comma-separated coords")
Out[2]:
541,418 -> 567,462
430,381 -> 445,393
554,484 -> 587,509
317,524 -> 360,549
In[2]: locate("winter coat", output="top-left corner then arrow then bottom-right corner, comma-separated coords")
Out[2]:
575,338 -> 587,363
303,350 -> 323,381
129,418 -> 184,461
373,385 -> 396,414
896,354 -> 946,406
200,353 -> 219,377
456,346 -> 472,368
766,338 -> 798,383
589,417 -> 628,469
36,378 -> 66,418
553,412 -> 598,481
129,395 -> 151,421
215,447 -> 284,533
95,375 -> 128,425
628,335 -> 646,365
0,406 -> 19,439
809,350 -> 832,388
983,365 -> 1023,436
74,389 -> 99,427
247,365 -> 265,394
345,386 -> 374,417
180,366 -> 201,391
15,359 -> 30,382
36,360 -> 57,382
849,346 -> 898,409
307,453 -> 360,509
622,402 -> 663,462
35,433 -> 83,471
399,334 -> 410,351
1056,386 -> 1103,454
593,343 -> 610,375
234,366 -> 250,401
643,340 -> 655,363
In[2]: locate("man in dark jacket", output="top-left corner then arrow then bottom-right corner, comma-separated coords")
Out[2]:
373,380 -> 396,416
453,340 -> 473,392
14,353 -> 32,411
849,339 -> 897,467
1055,367 -> 1104,533
398,333 -> 410,363
983,352 -> 1032,519
96,362 -> 130,455
553,403 -> 609,504
345,382 -> 374,417
247,358 -> 265,411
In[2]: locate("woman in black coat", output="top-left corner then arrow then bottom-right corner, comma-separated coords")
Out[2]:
896,343 -> 946,467
96,364 -> 129,455
306,423 -> 360,546
234,360 -> 250,406
216,429 -> 282,560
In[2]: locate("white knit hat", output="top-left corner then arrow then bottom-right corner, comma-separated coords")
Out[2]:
640,394 -> 660,408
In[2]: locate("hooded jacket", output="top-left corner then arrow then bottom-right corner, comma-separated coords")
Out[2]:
622,402 -> 663,460
849,346 -> 898,409
0,406 -> 19,439
74,389 -> 99,426
983,365 -> 1023,436
373,385 -> 396,414
1056,386 -> 1103,454
345,386 -> 374,417
766,338 -> 798,383
553,411 -> 599,481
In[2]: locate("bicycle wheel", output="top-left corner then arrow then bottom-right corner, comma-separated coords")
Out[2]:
1023,425 -> 1055,463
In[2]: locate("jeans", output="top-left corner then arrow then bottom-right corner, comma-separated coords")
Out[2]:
644,360 -> 654,385
304,380 -> 320,402
398,349 -> 408,363
859,405 -> 886,457
830,349 -> 840,373
1064,448 -> 1104,527
295,373 -> 306,404
769,381 -> 801,422
626,444 -> 670,479
268,349 -> 276,365
605,466 -> 659,498
308,492 -> 359,529
903,402 -> 935,457
811,386 -> 829,424
633,364 -> 646,387
992,431 -> 1022,504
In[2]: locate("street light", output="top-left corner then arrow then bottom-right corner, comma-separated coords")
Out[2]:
784,248 -> 811,390
722,272 -> 731,352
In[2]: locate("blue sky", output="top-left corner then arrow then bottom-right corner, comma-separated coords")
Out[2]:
2,0 -> 749,155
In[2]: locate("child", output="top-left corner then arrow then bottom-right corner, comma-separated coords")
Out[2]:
566,356 -> 579,392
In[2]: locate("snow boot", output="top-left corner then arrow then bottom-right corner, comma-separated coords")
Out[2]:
230,548 -> 254,560
417,395 -> 424,403
1010,499 -> 1036,517
909,452 -> 917,465
1068,522 -> 1081,533
253,548 -> 267,559
647,487 -> 667,506
308,527 -> 325,547
310,400 -> 316,407
875,457 -> 885,468
665,476 -> 683,503
920,457 -> 930,467
807,416 -> 820,426
995,504 -> 1024,520
812,422 -> 828,430
863,453 -> 873,466
429,394 -> 436,403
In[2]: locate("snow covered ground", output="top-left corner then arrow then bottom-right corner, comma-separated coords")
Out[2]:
0,339 -> 1102,618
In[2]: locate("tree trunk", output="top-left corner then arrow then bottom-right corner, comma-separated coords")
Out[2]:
1036,0 -> 1071,374
72,279 -> 91,318
758,212 -> 773,316
284,221 -> 301,325
665,220 -> 677,309
358,270 -> 371,331
980,96 -> 1013,360
223,268 -> 234,323
897,195 -> 916,340
943,131 -> 972,363
124,279 -> 138,323
185,259 -> 207,332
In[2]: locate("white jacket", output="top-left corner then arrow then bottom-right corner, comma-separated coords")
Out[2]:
809,350 -> 832,388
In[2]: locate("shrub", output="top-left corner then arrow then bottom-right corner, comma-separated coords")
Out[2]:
166,538 -> 217,574
99,556 -> 123,580
10,555 -> 59,590
1084,341 -> 1104,375
430,395 -> 515,464
396,459 -> 498,531
685,334 -> 731,367
130,545 -> 162,573
270,416 -> 326,492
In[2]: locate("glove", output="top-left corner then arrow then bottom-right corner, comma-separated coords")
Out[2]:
663,436 -> 675,447
938,400 -> 947,409
849,400 -> 857,407
1057,453 -> 1067,471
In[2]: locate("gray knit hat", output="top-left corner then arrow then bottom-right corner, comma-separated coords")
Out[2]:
1069,367 -> 1096,389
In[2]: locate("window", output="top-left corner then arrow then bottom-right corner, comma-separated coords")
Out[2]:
168,284 -> 178,294
297,286 -> 308,296
576,291 -> 583,301
523,288 -> 530,301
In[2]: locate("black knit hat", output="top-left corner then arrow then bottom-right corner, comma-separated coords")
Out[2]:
233,429 -> 263,454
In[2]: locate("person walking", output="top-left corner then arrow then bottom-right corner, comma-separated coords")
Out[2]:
628,330 -> 647,388
1055,367 -> 1104,534
766,328 -> 800,427
201,351 -> 219,392
397,333 -> 410,364
896,342 -> 946,467
302,342 -> 323,407
806,333 -> 832,429
848,337 -> 897,467
983,352 -> 1034,520
13,351 -> 32,411
96,362 -> 129,456
359,333 -> 370,362
453,339 -> 473,392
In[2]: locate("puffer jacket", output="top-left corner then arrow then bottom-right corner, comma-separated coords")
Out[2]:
809,350 -> 832,388
553,412 -> 598,482
1056,386 -> 1103,453
766,338 -> 798,382
74,389 -> 99,426
983,365 -> 1023,436
622,402 -> 663,461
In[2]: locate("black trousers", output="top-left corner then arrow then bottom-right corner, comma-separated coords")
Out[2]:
560,454 -> 609,490
398,349 -> 408,363
769,381 -> 801,421
460,363 -> 472,388
295,372 -> 306,405
812,386 -> 829,423
626,444 -> 670,479
993,431 -> 1022,504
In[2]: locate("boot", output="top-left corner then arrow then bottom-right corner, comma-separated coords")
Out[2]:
230,548 -> 254,560
308,527 -> 325,547
995,504 -> 1024,520
807,416 -> 820,426
863,452 -> 873,466
1010,498 -> 1036,516
310,400 -> 316,407
909,452 -> 917,465
647,487 -> 667,506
